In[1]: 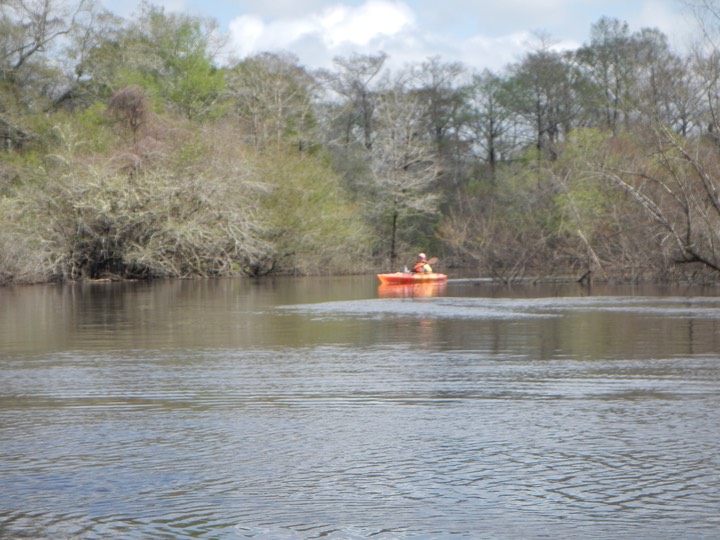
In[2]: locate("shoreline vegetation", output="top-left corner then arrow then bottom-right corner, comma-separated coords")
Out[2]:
13,273 -> 720,293
5,3 -> 720,286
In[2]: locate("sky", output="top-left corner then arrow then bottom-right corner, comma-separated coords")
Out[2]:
103,0 -> 698,72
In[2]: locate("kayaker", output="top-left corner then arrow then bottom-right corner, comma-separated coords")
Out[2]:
412,253 -> 433,273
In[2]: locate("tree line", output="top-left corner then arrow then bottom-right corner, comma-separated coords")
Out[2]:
3,0 -> 720,284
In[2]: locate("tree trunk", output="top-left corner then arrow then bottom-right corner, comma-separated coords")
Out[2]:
390,209 -> 398,269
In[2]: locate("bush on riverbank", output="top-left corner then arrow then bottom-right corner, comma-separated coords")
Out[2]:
0,118 -> 370,284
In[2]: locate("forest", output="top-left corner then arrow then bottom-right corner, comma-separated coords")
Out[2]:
4,0 -> 720,284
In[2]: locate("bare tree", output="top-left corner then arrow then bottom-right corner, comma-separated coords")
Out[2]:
575,17 -> 637,134
632,28 -> 698,133
601,126 -> 720,275
507,40 -> 580,161
225,52 -> 319,150
318,52 -> 387,149
465,69 -> 516,183
0,0 -> 94,105
369,82 -> 440,267
108,86 -> 149,143
405,56 -> 467,156
55,3 -> 121,109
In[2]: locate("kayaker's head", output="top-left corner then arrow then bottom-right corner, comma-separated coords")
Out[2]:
418,252 -> 427,262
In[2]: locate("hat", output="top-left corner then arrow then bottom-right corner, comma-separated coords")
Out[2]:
418,253 -> 427,259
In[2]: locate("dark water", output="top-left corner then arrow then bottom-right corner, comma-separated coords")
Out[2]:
1,277 -> 720,539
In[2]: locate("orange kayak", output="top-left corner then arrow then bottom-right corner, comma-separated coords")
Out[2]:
378,282 -> 447,298
377,272 -> 447,285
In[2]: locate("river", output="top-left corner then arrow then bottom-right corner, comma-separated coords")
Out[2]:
1,276 -> 719,539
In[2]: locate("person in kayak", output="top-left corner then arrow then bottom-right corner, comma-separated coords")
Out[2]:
412,253 -> 433,273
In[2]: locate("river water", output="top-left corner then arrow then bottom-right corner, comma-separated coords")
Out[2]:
1,276 -> 719,539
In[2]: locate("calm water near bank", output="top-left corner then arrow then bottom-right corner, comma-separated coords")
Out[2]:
1,276 -> 719,539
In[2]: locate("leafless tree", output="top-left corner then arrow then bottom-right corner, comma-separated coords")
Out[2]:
507,41 -> 580,161
601,126 -> 720,276
318,52 -> 387,149
369,82 -> 440,266
225,52 -> 319,150
465,69 -> 516,183
0,0 -> 95,105
108,86 -> 149,143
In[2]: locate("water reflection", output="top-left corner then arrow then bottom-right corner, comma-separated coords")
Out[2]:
1,277 -> 720,539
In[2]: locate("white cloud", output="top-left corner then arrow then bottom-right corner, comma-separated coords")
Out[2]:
228,15 -> 265,57
459,31 -> 534,72
222,0 -> 607,73
317,1 -> 415,47
227,0 -> 415,64
119,0 -> 697,73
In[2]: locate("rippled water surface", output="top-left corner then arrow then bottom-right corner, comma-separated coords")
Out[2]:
1,277 -> 720,539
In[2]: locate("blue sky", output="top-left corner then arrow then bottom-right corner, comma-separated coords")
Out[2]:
105,0 -> 695,71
